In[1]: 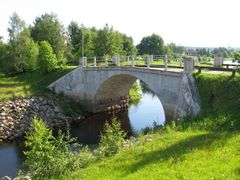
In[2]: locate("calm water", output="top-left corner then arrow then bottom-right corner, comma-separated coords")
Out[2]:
0,81 -> 165,178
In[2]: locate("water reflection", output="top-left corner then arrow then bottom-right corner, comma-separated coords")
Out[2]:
70,110 -> 133,145
0,141 -> 25,178
70,79 -> 165,143
128,80 -> 165,132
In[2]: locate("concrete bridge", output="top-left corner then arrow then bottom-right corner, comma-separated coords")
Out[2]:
48,66 -> 201,121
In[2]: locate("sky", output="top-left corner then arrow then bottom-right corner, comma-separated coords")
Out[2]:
1,0 -> 240,47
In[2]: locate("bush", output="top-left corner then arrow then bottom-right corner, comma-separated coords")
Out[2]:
38,41 -> 57,73
24,117 -> 81,179
77,146 -> 95,168
98,118 -> 126,157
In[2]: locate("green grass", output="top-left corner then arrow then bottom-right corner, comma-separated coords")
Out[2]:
65,130 -> 240,179
0,66 -> 86,115
63,72 -> 240,179
0,66 -> 77,101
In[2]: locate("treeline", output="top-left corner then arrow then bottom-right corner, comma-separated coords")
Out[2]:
186,47 -> 239,59
0,12 -> 186,74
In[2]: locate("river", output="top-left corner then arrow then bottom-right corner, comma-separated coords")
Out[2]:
0,80 -> 165,178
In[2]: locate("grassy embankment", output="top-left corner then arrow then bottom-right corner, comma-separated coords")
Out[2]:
0,66 -> 84,116
65,73 -> 240,179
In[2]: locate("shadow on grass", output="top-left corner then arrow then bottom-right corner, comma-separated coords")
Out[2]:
119,131 -> 235,175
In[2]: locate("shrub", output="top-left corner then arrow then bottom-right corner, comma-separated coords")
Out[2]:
98,118 -> 126,157
38,41 -> 57,73
77,146 -> 95,168
24,117 -> 81,179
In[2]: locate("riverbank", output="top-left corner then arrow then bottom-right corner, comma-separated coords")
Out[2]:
64,73 -> 240,179
0,67 -> 86,143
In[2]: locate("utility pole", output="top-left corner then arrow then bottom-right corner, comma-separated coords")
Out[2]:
82,28 -> 84,58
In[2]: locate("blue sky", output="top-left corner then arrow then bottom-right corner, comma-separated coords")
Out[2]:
1,0 -> 240,47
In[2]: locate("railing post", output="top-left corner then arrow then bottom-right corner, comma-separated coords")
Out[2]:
198,66 -> 202,73
138,55 -> 141,65
147,55 -> 150,69
79,57 -> 84,68
214,55 -> 223,68
132,55 -> 135,67
117,56 -> 120,66
105,56 -> 108,67
164,55 -> 168,71
150,55 -> 154,63
127,56 -> 130,65
180,56 -> 183,67
184,57 -> 195,74
84,57 -> 87,67
94,56 -> 97,67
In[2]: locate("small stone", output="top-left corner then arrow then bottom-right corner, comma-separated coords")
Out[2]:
6,116 -> 13,120
54,106 -> 60,113
0,112 -> 6,116
2,176 -> 11,180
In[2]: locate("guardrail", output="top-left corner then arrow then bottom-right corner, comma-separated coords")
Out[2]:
196,66 -> 236,76
78,55 -> 184,70
75,55 -> 238,76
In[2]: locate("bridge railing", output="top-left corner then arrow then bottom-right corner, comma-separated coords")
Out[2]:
78,55 -> 187,72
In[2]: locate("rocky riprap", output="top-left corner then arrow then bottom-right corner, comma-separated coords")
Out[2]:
0,96 -> 83,143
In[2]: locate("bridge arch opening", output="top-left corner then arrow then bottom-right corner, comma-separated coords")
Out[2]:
94,74 -> 166,126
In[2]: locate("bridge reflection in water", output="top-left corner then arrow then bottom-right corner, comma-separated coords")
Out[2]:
70,80 -> 165,145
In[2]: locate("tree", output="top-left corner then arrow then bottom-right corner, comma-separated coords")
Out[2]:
2,29 -> 39,74
233,51 -> 240,60
38,41 -> 57,73
122,34 -> 136,55
7,12 -> 26,42
136,34 -> 164,55
0,42 -> 7,67
212,47 -> 230,58
168,43 -> 186,55
163,45 -> 172,56
31,13 -> 67,63
68,22 -> 98,61
95,24 -> 124,56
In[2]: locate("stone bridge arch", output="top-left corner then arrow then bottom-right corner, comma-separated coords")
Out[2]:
48,67 -> 201,120
94,74 -> 170,119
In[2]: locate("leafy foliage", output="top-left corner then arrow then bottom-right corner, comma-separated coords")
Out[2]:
212,47 -> 231,58
129,81 -> 142,105
31,13 -> 68,62
98,118 -> 126,157
24,117 -> 94,179
233,51 -> 240,60
137,33 -> 164,55
38,41 -> 57,73
7,12 -> 26,41
2,29 -> 39,74
68,22 -> 136,60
